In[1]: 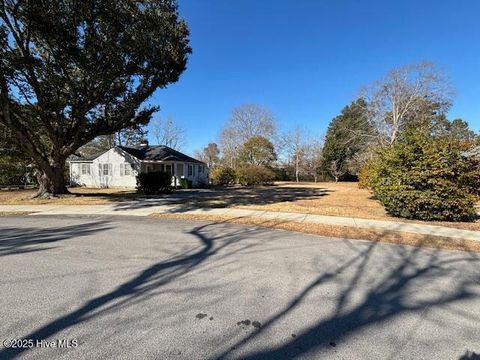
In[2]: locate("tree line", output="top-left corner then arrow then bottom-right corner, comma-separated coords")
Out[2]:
194,104 -> 325,185
194,62 -> 478,189
193,62 -> 479,221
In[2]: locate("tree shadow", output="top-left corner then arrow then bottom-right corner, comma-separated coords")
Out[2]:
459,351 -> 480,360
0,221 -> 112,257
111,185 -> 332,211
0,219 -> 275,359
217,233 -> 480,359
2,219 -> 478,359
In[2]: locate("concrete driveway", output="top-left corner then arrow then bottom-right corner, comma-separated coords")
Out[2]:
0,216 -> 479,360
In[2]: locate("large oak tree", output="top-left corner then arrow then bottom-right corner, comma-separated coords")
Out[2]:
0,0 -> 191,196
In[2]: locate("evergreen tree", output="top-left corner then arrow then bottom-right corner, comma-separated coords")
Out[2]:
0,0 -> 191,196
321,98 -> 372,179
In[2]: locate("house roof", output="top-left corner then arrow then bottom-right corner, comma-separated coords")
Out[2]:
67,149 -> 109,162
67,145 -> 204,164
118,145 -> 204,164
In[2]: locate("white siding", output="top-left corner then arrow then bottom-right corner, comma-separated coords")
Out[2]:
69,148 -> 139,188
69,147 -> 208,188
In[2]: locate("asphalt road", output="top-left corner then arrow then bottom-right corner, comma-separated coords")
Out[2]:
0,216 -> 479,360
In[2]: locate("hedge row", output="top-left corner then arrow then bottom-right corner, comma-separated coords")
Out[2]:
210,165 -> 275,186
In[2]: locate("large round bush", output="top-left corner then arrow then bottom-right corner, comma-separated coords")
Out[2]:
365,134 -> 480,222
236,165 -> 275,186
210,166 -> 236,186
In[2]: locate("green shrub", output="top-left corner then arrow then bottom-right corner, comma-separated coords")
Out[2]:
368,134 -> 480,222
136,171 -> 172,194
236,165 -> 275,186
179,178 -> 188,189
358,158 -> 380,189
210,166 -> 235,186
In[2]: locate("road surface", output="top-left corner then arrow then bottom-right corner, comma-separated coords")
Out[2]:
0,215 -> 479,359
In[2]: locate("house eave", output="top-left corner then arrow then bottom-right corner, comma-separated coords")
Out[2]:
140,159 -> 205,164
67,159 -> 94,163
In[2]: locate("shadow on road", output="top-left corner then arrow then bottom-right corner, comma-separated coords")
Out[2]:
0,219 -> 271,359
1,219 -> 478,359
217,233 -> 480,360
0,220 -> 112,257
459,351 -> 480,359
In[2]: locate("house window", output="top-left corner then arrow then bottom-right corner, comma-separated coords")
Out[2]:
188,164 -> 192,176
98,163 -> 111,176
81,163 -> 91,175
177,163 -> 184,177
120,163 -> 132,176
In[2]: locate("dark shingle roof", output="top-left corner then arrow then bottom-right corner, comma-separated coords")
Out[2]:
118,145 -> 204,164
67,149 -> 109,162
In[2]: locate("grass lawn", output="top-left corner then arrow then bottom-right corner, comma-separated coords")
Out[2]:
0,187 -> 138,205
1,181 -> 479,231
239,182 -> 387,219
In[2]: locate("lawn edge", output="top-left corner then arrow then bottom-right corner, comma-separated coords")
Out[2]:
151,213 -> 480,254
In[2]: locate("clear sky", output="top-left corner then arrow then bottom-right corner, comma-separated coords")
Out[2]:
148,0 -> 480,154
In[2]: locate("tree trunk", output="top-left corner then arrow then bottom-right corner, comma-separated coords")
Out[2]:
34,160 -> 69,197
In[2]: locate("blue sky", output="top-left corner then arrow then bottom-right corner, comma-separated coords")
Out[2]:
149,0 -> 480,154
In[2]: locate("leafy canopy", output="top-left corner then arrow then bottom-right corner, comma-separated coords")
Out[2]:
0,0 -> 191,193
239,136 -> 277,167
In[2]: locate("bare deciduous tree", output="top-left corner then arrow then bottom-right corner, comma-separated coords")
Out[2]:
281,127 -> 307,182
329,160 -> 344,182
303,139 -> 323,182
361,61 -> 454,147
151,117 -> 186,150
220,104 -> 277,168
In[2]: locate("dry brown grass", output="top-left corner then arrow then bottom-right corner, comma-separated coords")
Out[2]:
1,181 -> 478,231
239,182 -> 388,218
0,187 -> 137,205
237,182 -> 480,231
152,213 -> 480,254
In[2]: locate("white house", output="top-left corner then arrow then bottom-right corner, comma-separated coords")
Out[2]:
67,142 -> 208,188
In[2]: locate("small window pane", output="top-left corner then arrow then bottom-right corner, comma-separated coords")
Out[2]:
81,163 -> 90,175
